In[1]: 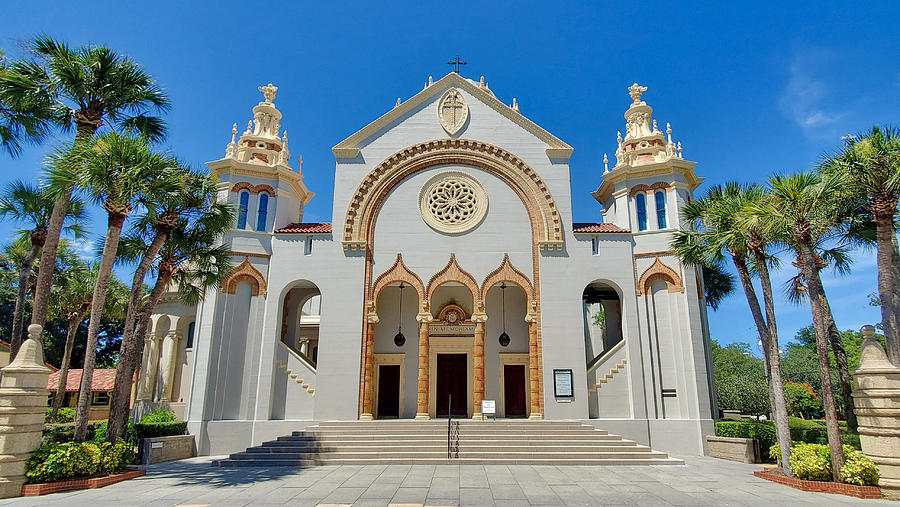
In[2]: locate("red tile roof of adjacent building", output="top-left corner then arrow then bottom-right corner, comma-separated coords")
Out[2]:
46,369 -> 119,393
275,222 -> 332,233
572,222 -> 630,233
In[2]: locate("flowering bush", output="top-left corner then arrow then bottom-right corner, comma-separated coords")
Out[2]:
768,443 -> 880,485
24,438 -> 133,484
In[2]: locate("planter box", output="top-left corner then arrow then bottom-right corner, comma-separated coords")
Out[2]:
22,468 -> 145,496
754,469 -> 882,499
707,435 -> 759,463
139,434 -> 195,465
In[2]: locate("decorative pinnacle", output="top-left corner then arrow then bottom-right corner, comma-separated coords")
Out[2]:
628,82 -> 648,105
259,83 -> 278,103
616,131 -> 623,144
244,120 -> 253,134
512,98 -> 519,112
603,153 -> 609,173
230,123 -> 237,143
395,97 -> 401,108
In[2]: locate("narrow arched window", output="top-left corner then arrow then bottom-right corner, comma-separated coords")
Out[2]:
655,190 -> 667,229
186,321 -> 195,349
237,191 -> 249,229
636,193 -> 648,231
256,193 -> 269,231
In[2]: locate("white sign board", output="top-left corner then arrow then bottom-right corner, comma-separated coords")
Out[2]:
481,399 -> 496,415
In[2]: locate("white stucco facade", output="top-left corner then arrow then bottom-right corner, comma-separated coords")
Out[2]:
138,75 -> 716,457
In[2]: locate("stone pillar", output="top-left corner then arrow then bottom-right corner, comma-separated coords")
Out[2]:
472,313 -> 487,419
158,331 -> 182,402
137,333 -> 162,400
852,327 -> 900,500
0,325 -> 52,498
526,308 -> 542,420
415,312 -> 432,420
360,314 -> 378,420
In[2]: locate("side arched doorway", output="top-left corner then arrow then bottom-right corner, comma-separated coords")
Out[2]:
583,280 -> 627,419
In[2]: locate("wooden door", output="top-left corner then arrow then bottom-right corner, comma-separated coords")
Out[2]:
436,354 -> 467,417
377,364 -> 400,418
503,364 -> 527,418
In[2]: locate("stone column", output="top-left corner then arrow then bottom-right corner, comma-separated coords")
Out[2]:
0,325 -> 52,498
360,314 -> 378,420
852,326 -> 900,500
472,313 -> 487,419
415,312 -> 432,420
137,333 -> 162,400
526,307 -> 542,420
158,331 -> 182,402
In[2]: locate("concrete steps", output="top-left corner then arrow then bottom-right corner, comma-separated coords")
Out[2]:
214,420 -> 683,467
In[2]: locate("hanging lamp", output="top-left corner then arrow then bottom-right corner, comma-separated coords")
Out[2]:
394,283 -> 406,347
498,282 -> 510,347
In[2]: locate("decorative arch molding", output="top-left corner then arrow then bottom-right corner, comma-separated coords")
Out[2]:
480,254 -> 534,302
342,138 -> 564,251
637,257 -> 683,295
230,182 -> 276,195
650,181 -> 673,192
426,253 -> 481,304
371,253 -> 426,309
222,257 -> 267,296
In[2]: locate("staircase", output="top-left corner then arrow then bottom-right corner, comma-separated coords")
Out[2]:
588,358 -> 627,393
214,420 -> 682,467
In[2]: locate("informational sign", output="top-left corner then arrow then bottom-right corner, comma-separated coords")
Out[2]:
553,369 -> 574,398
482,399 -> 496,415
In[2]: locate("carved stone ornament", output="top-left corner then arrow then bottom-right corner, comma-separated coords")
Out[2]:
437,88 -> 468,135
419,171 -> 488,234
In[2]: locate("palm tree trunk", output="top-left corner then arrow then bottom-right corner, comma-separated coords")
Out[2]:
752,248 -> 793,476
10,241 -> 41,359
50,316 -> 81,421
73,212 -> 127,442
797,242 -> 844,482
106,229 -> 171,442
29,124 -> 98,337
827,320 -> 857,431
875,213 -> 900,365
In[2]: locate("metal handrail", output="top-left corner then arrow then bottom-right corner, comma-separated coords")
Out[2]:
447,394 -> 452,459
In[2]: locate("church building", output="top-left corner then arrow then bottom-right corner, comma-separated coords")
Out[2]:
138,72 -> 716,457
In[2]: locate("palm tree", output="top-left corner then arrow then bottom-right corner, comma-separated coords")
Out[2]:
824,126 -> 900,365
47,261 -> 128,422
748,172 -> 848,482
68,132 -> 168,442
106,202 -> 234,441
0,180 -> 84,358
0,49 -> 58,157
672,182 -> 793,476
110,168 -> 214,416
1,35 -> 169,341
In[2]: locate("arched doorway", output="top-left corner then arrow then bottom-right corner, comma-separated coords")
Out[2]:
280,281 -> 321,366
428,283 -> 476,418
583,280 -> 626,419
483,282 -> 529,418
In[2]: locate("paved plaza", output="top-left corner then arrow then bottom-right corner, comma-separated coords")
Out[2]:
0,456 -> 892,506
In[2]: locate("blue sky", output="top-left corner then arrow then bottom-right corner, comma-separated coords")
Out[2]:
1,1 -> 897,351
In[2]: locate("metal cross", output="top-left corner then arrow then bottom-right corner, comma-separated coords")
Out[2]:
447,55 -> 467,74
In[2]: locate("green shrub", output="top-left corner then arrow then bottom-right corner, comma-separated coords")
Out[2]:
96,439 -> 134,474
42,421 -> 106,445
841,447 -> 880,485
139,408 -> 176,424
45,407 -> 75,423
133,421 -> 187,440
25,442 -> 100,484
842,433 -> 861,450
714,420 -> 777,451
790,442 -> 832,481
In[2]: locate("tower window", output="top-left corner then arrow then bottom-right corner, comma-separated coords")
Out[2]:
237,191 -> 249,229
256,193 -> 269,231
636,193 -> 648,231
655,190 -> 667,229
186,321 -> 195,349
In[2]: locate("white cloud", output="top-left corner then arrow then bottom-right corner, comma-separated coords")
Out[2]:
779,47 -> 844,137
69,237 -> 95,262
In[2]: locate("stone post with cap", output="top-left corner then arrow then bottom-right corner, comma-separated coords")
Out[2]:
0,324 -> 52,498
851,324 -> 900,499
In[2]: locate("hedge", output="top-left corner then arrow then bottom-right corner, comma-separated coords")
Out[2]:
768,443 -> 879,485
133,421 -> 187,440
25,439 -> 133,484
42,422 -> 106,445
715,418 -> 861,456
714,420 -> 777,451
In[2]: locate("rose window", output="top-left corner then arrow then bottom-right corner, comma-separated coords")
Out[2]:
419,171 -> 488,233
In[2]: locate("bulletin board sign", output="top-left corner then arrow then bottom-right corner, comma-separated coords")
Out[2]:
553,369 -> 574,398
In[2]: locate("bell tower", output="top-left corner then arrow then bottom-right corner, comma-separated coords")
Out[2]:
592,83 -> 701,233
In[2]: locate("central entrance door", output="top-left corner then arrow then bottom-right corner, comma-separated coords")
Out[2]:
503,364 -> 527,418
436,353 -> 467,417
377,364 -> 400,418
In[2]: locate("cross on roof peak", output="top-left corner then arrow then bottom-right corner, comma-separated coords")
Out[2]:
447,55 -> 467,74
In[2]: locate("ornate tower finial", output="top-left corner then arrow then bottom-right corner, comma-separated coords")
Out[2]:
259,83 -> 278,103
512,98 -> 519,112
428,75 -> 433,86
225,122 -> 238,158
230,122 -> 237,142
395,97 -> 401,108
603,153 -> 609,173
244,119 -> 253,134
616,131 -> 623,145
479,75 -> 485,87
628,82 -> 648,105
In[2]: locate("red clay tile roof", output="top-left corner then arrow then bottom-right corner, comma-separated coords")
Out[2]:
572,222 -> 630,233
275,222 -> 332,233
46,369 -> 120,392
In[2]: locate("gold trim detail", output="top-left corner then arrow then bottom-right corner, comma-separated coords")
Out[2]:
372,253 -> 427,309
480,253 -> 534,302
637,257 -> 683,295
222,257 -> 267,296
426,253 -> 481,304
